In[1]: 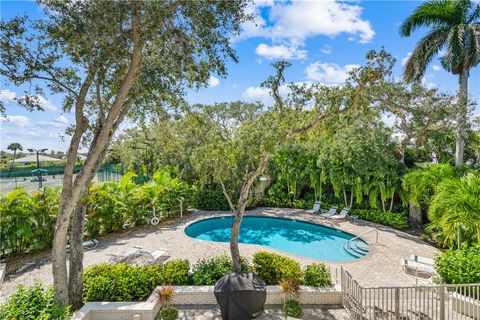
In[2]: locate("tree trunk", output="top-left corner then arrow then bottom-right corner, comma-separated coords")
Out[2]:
68,190 -> 88,310
408,201 -> 422,229
455,69 -> 469,166
230,211 -> 243,272
228,154 -> 270,272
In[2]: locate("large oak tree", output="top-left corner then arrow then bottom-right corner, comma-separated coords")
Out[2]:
0,0 -> 251,307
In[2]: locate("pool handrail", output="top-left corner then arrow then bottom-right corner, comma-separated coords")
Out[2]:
346,229 -> 379,249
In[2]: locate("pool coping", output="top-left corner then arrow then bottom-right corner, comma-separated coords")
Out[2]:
182,213 -> 373,264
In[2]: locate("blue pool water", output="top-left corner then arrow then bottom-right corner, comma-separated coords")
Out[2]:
184,216 -> 367,262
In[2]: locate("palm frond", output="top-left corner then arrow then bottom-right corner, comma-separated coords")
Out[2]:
400,0 -> 457,37
404,27 -> 448,82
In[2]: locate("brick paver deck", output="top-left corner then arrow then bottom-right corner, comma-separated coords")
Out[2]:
0,208 -> 438,303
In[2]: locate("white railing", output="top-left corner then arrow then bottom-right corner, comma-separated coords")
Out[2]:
341,267 -> 480,320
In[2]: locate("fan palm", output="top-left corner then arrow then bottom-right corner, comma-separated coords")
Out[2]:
400,0 -> 480,166
427,173 -> 480,247
7,142 -> 23,167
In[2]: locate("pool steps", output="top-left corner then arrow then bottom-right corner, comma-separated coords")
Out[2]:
343,239 -> 369,258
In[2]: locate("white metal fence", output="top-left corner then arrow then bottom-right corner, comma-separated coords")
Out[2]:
341,268 -> 480,320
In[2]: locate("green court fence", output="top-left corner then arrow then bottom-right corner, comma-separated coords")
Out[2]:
1,164 -> 123,181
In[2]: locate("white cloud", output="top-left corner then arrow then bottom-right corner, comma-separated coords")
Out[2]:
241,0 -> 374,45
0,115 -> 32,127
242,84 -> 291,106
305,62 -> 359,84
37,115 -> 71,128
432,65 -> 441,71
422,77 -> 436,89
255,43 -> 307,60
17,95 -> 58,112
208,76 -> 220,88
0,89 -> 16,104
401,52 -> 412,67
321,45 -> 332,54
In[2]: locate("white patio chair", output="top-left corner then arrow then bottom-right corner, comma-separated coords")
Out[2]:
306,201 -> 322,214
330,207 -> 350,219
321,206 -> 338,218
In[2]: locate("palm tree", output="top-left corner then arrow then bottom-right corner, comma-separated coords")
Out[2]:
427,173 -> 480,248
400,0 -> 480,166
7,142 -> 23,167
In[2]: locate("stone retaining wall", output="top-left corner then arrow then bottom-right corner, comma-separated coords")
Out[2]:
72,285 -> 342,320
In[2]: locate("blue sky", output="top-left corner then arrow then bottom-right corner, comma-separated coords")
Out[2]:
1,0 -> 479,152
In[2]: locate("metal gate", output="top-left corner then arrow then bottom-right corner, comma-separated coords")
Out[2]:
341,268 -> 480,320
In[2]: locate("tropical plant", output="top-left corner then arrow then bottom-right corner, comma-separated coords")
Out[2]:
0,281 -> 71,320
283,299 -> 303,318
400,0 -> 480,166
7,142 -> 22,167
302,263 -> 332,288
156,285 -> 175,307
279,277 -> 301,301
427,173 -> 480,248
435,244 -> 480,284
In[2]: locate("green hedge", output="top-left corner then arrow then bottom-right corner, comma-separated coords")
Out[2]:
83,260 -> 190,302
435,245 -> 480,284
253,251 -> 302,285
0,281 -> 71,320
303,263 -> 332,287
194,188 -> 231,211
192,255 -> 251,285
352,209 -> 409,230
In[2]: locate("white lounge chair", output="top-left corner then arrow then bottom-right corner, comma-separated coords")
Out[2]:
306,201 -> 322,214
401,259 -> 436,278
330,207 -> 350,219
409,255 -> 435,266
152,248 -> 170,263
321,206 -> 338,217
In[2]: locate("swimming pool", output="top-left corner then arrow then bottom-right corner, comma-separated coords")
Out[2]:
184,216 -> 369,262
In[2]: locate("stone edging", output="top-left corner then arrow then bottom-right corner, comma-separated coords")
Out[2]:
72,285 -> 342,320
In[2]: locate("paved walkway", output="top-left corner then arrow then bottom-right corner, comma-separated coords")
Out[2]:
0,208 -> 438,303
178,305 -> 349,319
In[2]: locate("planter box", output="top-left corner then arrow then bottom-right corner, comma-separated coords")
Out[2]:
73,285 -> 342,320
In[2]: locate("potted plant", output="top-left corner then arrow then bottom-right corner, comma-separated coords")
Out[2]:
279,277 -> 303,319
156,285 -> 179,320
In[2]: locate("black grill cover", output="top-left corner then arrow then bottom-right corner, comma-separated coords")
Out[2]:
214,272 -> 267,320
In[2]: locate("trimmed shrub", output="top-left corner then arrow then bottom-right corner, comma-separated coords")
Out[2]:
192,255 -> 251,285
83,260 -> 191,302
253,251 -> 302,285
435,245 -> 480,284
158,306 -> 179,320
0,281 -> 71,320
283,299 -> 302,318
160,259 -> 191,285
352,209 -> 409,230
303,263 -> 332,287
83,263 -> 162,302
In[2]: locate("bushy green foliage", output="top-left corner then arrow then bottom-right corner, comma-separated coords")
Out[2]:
0,281 -> 71,320
192,255 -> 251,285
435,245 -> 480,284
83,263 -> 163,302
0,187 -> 59,256
158,306 -> 179,320
253,251 -> 302,285
427,173 -> 480,248
283,299 -> 303,318
86,170 -> 191,237
83,260 -> 189,302
254,197 -> 313,210
160,260 -> 191,285
194,188 -> 230,211
302,263 -> 332,287
352,209 -> 409,229
0,170 -> 192,256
